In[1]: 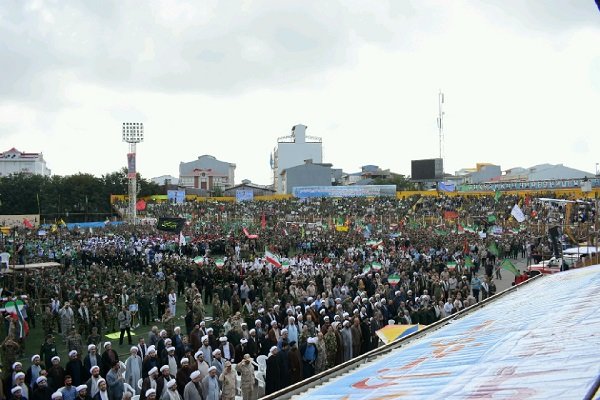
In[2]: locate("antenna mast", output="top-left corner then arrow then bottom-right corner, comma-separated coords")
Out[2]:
437,90 -> 445,160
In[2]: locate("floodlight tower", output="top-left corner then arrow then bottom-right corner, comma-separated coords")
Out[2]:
122,122 -> 144,224
437,90 -> 445,160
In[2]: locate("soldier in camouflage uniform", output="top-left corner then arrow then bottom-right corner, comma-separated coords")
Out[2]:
161,309 -> 175,337
66,326 -> 84,357
221,301 -> 231,322
1,334 -> 20,372
87,326 -> 102,350
42,306 -> 55,336
324,326 -> 337,369
212,295 -> 222,321
105,299 -> 118,332
192,296 -> 204,325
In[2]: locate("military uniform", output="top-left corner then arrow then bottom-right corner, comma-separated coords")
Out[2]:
0,336 -> 20,370
67,331 -> 84,356
324,331 -> 337,369
42,310 -> 55,335
192,299 -> 204,325
212,297 -> 222,321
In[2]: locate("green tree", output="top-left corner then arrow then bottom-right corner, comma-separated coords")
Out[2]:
372,173 -> 417,191
0,169 -> 160,223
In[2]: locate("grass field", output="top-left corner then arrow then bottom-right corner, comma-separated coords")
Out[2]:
2,296 -> 203,370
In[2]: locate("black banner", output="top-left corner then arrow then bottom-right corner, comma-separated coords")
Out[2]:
156,217 -> 185,233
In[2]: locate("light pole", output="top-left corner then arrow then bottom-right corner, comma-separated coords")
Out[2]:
122,122 -> 144,225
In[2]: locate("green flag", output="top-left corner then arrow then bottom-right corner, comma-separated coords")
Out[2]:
464,256 -> 474,267
434,229 -> 448,236
487,215 -> 497,223
487,242 -> 499,257
501,259 -> 519,276
494,190 -> 502,203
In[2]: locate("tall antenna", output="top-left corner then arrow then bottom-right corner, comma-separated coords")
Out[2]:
437,90 -> 445,160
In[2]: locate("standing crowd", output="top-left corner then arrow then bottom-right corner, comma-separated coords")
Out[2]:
1,193 -> 593,399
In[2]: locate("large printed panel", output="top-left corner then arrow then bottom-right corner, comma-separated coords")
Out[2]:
296,265 -> 600,399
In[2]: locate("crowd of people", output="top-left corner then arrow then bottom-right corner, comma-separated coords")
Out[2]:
0,192 -> 595,399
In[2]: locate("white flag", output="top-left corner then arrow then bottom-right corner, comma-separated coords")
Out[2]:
511,204 -> 526,223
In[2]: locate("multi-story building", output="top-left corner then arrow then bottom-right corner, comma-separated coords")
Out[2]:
342,165 -> 392,185
454,163 -> 502,184
0,147 -> 51,176
498,164 -> 594,182
150,175 -> 179,186
222,180 -> 276,197
280,159 -> 333,194
179,155 -> 235,191
272,124 -> 322,193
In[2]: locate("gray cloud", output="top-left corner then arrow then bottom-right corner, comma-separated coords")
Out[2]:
1,0 -> 596,105
0,1 -> 432,100
476,0 -> 599,33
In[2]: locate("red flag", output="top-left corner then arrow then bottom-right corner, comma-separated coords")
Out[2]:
261,213 -> 266,229
443,211 -> 458,220
23,218 -> 34,229
136,199 -> 146,211
243,227 -> 259,239
463,238 -> 469,255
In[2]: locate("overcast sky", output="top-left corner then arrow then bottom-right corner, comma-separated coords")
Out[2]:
1,1 -> 599,184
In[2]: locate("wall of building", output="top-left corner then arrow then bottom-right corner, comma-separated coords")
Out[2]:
282,163 -> 331,194
273,125 -> 323,193
469,165 -> 501,183
0,159 -> 51,176
529,165 -> 593,181
179,155 -> 235,189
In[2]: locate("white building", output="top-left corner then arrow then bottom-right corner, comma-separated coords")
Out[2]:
179,155 -> 235,191
499,163 -> 594,182
272,124 -> 322,193
0,147 -> 51,176
150,175 -> 179,186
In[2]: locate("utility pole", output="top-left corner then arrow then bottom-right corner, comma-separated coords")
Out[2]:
437,90 -> 445,160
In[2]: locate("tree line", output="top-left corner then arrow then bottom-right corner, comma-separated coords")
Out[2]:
0,168 -> 159,223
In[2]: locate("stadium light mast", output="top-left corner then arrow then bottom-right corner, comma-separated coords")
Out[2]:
122,122 -> 144,224
437,90 -> 445,161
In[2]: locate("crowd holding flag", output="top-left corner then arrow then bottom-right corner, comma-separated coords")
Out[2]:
511,204 -> 526,223
264,249 -> 282,268
501,259 -> 520,276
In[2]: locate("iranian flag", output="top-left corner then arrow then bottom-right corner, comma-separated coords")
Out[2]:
372,262 -> 382,271
214,258 -> 225,268
388,274 -> 401,285
362,265 -> 371,274
193,256 -> 204,265
281,260 -> 290,271
3,300 -> 29,338
463,226 -> 477,233
265,250 -> 282,268
447,261 -> 457,270
367,240 -> 383,249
